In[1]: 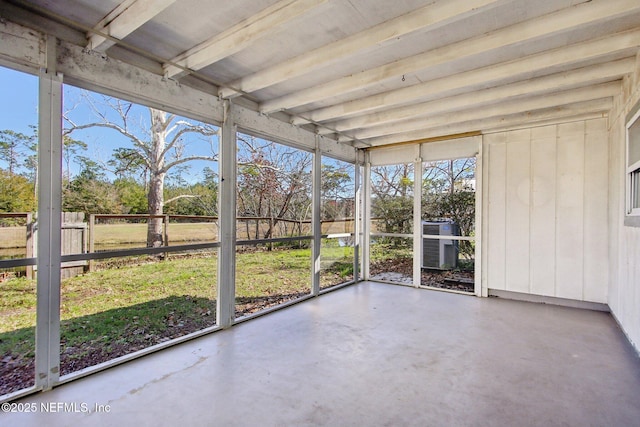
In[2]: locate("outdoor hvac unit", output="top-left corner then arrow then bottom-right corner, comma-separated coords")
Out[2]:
422,221 -> 459,270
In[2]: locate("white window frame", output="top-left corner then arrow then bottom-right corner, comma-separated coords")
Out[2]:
626,106 -> 640,218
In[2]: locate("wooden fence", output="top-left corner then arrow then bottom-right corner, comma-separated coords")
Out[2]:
1,213 -> 355,278
0,212 -> 87,279
59,212 -> 88,279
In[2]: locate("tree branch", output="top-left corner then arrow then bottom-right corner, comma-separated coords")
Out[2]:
162,124 -> 218,159
165,194 -> 200,205
65,121 -> 153,170
161,155 -> 218,174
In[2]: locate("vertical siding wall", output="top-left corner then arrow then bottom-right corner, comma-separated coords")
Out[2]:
484,119 -> 609,303
609,60 -> 640,353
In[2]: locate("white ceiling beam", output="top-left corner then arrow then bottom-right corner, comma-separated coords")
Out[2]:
218,0 -> 508,99
261,0 -> 640,114
293,28 -> 640,126
316,58 -> 634,134
87,0 -> 177,52
358,99 -> 612,147
163,0 -> 327,79
347,82 -> 619,140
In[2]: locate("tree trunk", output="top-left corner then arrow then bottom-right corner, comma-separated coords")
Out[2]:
146,108 -> 167,248
147,172 -> 165,247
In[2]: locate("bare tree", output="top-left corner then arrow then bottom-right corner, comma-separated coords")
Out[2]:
237,135 -> 312,239
65,95 -> 218,247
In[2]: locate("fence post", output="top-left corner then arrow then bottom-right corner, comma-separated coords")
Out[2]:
88,214 -> 95,272
26,213 -> 34,279
164,215 -> 170,260
256,218 -> 260,240
299,220 -> 304,249
269,217 -> 274,251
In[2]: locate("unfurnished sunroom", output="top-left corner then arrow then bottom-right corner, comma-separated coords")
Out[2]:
0,0 -> 639,425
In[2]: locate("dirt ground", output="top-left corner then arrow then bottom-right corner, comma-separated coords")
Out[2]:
370,258 -> 474,293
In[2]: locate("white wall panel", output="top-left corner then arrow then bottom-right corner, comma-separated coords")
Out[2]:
529,126 -> 557,297
505,131 -> 531,294
555,122 -> 585,300
484,118 -> 609,303
608,68 -> 640,354
420,136 -> 480,162
369,135 -> 480,166
583,120 -> 609,303
485,133 -> 507,291
369,144 -> 417,166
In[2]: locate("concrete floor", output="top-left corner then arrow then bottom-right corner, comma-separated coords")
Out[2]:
3,282 -> 640,426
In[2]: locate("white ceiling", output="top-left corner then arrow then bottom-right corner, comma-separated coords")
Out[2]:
4,0 -> 640,148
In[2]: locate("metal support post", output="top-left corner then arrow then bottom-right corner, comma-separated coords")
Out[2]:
353,162 -> 361,282
217,100 -> 237,328
35,35 -> 63,390
311,138 -> 321,295
362,156 -> 371,280
476,139 -> 485,297
413,154 -> 423,288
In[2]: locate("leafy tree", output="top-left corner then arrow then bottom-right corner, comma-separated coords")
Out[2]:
109,147 -> 149,185
0,169 -> 35,212
0,128 -> 36,176
62,136 -> 87,185
1,126 -> 87,202
114,178 -> 147,214
62,157 -> 120,216
370,164 -> 414,234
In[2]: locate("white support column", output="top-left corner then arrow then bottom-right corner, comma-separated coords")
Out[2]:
478,138 -> 488,297
35,35 -> 63,390
362,156 -> 371,280
353,162 -> 361,282
311,138 -> 322,295
413,153 -> 423,288
217,100 -> 237,328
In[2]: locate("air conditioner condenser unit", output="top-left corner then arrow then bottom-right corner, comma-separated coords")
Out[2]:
422,220 -> 459,270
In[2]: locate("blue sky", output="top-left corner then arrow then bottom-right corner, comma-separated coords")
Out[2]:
0,65 -> 352,185
0,67 -> 38,134
0,65 -> 220,183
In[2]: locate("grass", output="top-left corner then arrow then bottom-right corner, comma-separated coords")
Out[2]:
370,237 -> 413,263
0,226 -> 26,249
0,277 -> 36,358
236,247 -> 310,298
320,243 -> 355,289
0,221 -> 355,252
94,222 -> 219,246
0,246 -> 354,370
0,254 -> 219,361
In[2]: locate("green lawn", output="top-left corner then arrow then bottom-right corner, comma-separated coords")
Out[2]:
94,222 -> 219,246
0,246 -> 354,382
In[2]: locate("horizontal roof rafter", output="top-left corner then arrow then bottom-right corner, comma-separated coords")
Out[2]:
345,81 -> 619,141
87,0 -> 177,52
293,28 -> 640,126
163,0 -> 327,79
358,99 -> 613,147
316,58 -> 634,135
4,0 -> 637,152
261,0 -> 640,114
218,0 -> 509,99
